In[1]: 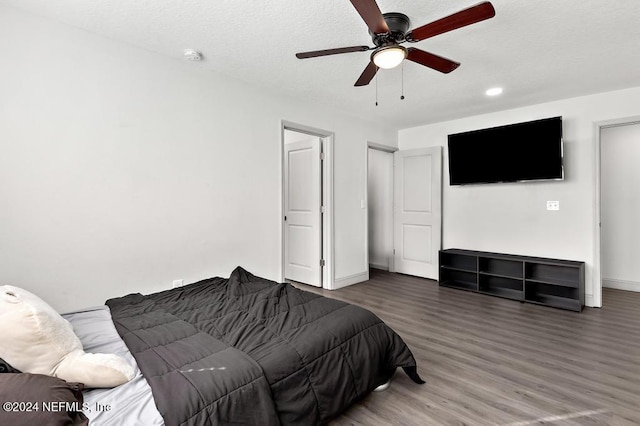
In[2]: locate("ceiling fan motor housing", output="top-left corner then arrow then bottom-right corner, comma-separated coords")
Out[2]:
370,13 -> 411,46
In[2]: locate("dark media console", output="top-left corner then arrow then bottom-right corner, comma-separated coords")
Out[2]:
439,249 -> 584,312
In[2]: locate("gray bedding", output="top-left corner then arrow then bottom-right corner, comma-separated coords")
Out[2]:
106,267 -> 423,425
63,306 -> 164,425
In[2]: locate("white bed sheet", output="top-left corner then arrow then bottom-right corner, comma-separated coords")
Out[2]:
62,306 -> 164,426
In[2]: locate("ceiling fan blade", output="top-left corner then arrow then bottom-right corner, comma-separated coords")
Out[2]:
406,48 -> 460,74
349,0 -> 389,34
296,46 -> 371,59
354,61 -> 379,86
407,1 -> 495,42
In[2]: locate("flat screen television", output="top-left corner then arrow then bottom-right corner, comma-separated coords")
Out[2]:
447,116 -> 563,185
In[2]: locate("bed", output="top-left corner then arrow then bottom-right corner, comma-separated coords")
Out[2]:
12,267 -> 423,425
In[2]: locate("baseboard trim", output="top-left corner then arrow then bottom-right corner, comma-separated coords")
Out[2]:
331,271 -> 368,290
585,293 -> 595,308
602,278 -> 640,292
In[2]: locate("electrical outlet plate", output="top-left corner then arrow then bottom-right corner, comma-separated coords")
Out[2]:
172,279 -> 183,288
547,201 -> 560,211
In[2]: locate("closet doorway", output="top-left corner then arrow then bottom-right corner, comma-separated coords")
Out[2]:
367,144 -> 396,272
366,144 -> 443,280
599,120 -> 640,294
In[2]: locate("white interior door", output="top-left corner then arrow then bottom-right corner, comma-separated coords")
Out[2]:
393,147 -> 442,279
284,137 -> 322,286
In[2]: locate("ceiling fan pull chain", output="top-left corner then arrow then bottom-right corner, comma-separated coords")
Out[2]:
375,74 -> 378,106
401,62 -> 405,100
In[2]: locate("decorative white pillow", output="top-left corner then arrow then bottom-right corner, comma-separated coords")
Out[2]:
0,285 -> 134,388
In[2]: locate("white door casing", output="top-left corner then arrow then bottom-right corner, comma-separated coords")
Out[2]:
393,147 -> 442,279
284,137 -> 322,286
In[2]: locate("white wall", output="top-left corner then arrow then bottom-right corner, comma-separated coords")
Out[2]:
0,6 -> 397,312
601,123 -> 640,292
367,148 -> 393,270
399,86 -> 640,307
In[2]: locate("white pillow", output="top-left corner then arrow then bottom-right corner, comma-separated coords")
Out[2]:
0,285 -> 134,388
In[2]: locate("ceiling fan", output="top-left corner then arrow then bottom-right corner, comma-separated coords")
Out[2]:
295,0 -> 496,87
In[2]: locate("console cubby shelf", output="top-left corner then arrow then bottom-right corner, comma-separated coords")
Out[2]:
439,249 -> 584,312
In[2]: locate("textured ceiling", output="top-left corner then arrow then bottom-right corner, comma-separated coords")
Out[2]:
3,0 -> 640,129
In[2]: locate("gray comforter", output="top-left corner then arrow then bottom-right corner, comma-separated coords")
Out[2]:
106,267 -> 422,425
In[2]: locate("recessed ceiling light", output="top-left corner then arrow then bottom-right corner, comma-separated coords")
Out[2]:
183,49 -> 203,61
486,87 -> 503,96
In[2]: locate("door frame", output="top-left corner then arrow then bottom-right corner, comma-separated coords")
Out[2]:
281,121 -> 334,289
594,115 -> 640,308
365,142 -> 398,275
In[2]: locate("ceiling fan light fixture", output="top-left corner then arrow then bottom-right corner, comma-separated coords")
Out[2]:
372,46 -> 407,69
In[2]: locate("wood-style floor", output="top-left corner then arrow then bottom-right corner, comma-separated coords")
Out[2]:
294,269 -> 640,425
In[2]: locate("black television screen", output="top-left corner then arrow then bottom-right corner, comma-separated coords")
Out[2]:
447,116 -> 563,185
